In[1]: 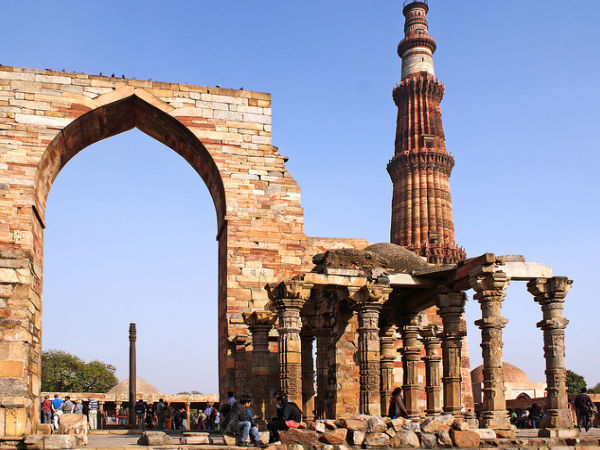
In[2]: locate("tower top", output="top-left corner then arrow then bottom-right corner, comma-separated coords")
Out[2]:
398,0 -> 436,79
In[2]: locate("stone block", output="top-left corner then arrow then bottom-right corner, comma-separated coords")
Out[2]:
324,419 -> 337,429
310,421 -> 326,433
35,423 -> 52,435
389,429 -> 420,448
420,416 -> 450,434
320,428 -> 347,445
419,432 -> 437,449
471,428 -> 496,439
26,435 -> 77,449
336,418 -> 367,431
402,421 -> 421,433
363,432 -> 390,448
280,428 -> 318,446
366,416 -> 387,433
348,430 -> 365,446
538,428 -> 579,438
494,428 -> 516,439
259,431 -> 270,443
209,434 -> 226,444
390,417 -> 409,431
223,434 -> 236,445
436,430 -> 452,448
449,429 -> 480,448
137,431 -> 171,446
451,419 -> 470,431
181,435 -> 210,444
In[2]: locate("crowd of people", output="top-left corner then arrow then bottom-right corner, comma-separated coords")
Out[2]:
40,394 -> 99,430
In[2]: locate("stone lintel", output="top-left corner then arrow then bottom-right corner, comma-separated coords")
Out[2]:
388,273 -> 438,288
498,261 -> 552,280
303,272 -> 367,289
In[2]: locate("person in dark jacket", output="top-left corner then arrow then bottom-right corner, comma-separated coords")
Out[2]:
267,393 -> 302,444
575,388 -> 595,432
230,397 -> 265,447
529,403 -> 542,428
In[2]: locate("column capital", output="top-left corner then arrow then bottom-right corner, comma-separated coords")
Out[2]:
527,277 -> 573,304
230,334 -> 250,347
265,280 -> 313,310
437,290 -> 467,313
470,268 -> 509,299
348,282 -> 392,310
243,310 -> 277,331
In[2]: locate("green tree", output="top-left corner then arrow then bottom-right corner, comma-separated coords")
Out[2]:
566,369 -> 587,394
42,350 -> 118,393
588,383 -> 600,394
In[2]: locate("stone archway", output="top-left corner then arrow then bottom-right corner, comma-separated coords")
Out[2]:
0,67 -> 336,435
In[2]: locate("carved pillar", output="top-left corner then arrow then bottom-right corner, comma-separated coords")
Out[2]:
266,280 -> 313,406
243,310 -> 277,421
301,334 -> 315,420
128,323 -> 136,427
99,401 -> 105,430
185,401 -> 191,430
351,283 -> 391,416
401,314 -> 423,418
421,325 -> 443,416
527,277 -> 574,429
438,291 -> 466,416
315,323 -> 332,419
380,324 -> 397,416
471,269 -> 512,430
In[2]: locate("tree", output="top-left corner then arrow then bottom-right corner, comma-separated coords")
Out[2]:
42,350 -> 118,393
566,369 -> 587,394
588,383 -> 600,394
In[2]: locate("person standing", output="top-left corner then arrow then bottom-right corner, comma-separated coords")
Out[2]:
529,403 -> 542,429
203,402 -> 216,431
51,394 -> 63,430
134,399 -> 147,430
156,399 -> 166,429
41,396 -> 52,425
62,396 -> 74,414
575,388 -> 595,432
180,408 -> 187,430
73,399 -> 84,415
87,397 -> 99,430
388,387 -> 408,419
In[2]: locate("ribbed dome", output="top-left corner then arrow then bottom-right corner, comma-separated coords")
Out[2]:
107,377 -> 161,395
471,362 -> 531,385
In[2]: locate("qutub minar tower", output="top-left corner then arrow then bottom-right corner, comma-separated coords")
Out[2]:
388,0 -> 466,265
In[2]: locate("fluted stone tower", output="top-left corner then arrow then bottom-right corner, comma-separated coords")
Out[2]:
387,0 -> 465,265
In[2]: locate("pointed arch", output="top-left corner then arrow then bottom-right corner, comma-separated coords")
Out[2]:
34,94 -> 226,234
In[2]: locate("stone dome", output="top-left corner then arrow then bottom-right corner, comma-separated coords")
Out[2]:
364,243 -> 430,273
470,362 -> 531,385
107,377 -> 162,395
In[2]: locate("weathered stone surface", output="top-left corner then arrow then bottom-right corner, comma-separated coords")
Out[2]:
259,431 -> 270,443
471,428 -> 496,439
348,430 -> 365,446
35,424 -> 52,435
309,420 -> 326,433
436,430 -> 452,448
264,444 -> 287,450
58,413 -> 87,445
320,428 -> 347,445
402,421 -> 421,433
494,428 -> 516,439
363,432 -> 390,448
324,419 -> 337,430
449,429 -> 480,448
419,432 -> 437,449
451,419 -> 470,431
280,428 -> 318,446
385,427 -> 395,438
25,435 -> 77,449
181,435 -> 210,444
366,416 -> 388,433
336,418 -> 367,431
390,429 -> 420,448
420,416 -> 450,434
137,431 -> 171,446
210,435 -> 226,444
390,417 -> 410,431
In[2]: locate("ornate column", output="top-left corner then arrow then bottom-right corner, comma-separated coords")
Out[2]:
401,314 -> 423,418
438,291 -> 466,416
301,334 -> 315,420
471,269 -> 512,430
380,324 -> 397,416
420,325 -> 443,416
266,280 -> 313,406
350,283 -> 391,416
185,401 -> 191,430
243,310 -> 277,421
527,277 -> 574,430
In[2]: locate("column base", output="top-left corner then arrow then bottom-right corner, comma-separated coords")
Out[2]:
538,428 -> 579,438
480,411 -> 511,431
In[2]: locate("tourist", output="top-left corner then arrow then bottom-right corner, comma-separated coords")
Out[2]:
388,387 -> 408,419
41,395 -> 52,425
529,403 -> 542,429
574,388 -> 595,432
88,397 -> 99,430
145,403 -> 155,429
227,392 -> 237,406
156,399 -> 167,429
173,407 -> 181,430
267,393 -> 302,444
51,394 -> 63,430
73,399 -> 84,415
232,396 -> 265,447
165,404 -> 173,430
180,408 -> 188,430
203,402 -> 216,430
134,399 -> 147,430
62,396 -> 74,414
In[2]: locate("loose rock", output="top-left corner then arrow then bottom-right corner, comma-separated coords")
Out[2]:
366,416 -> 388,433
419,432 -> 437,449
280,428 -> 318,446
137,431 -> 171,446
363,432 -> 390,449
450,429 -> 481,448
320,428 -> 347,445
390,429 -> 420,448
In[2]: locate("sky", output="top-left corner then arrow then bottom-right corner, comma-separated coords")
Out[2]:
2,0 -> 600,394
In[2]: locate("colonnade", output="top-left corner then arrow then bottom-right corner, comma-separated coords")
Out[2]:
243,272 -> 573,433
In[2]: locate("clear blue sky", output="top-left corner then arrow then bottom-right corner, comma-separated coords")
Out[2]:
3,1 -> 599,394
